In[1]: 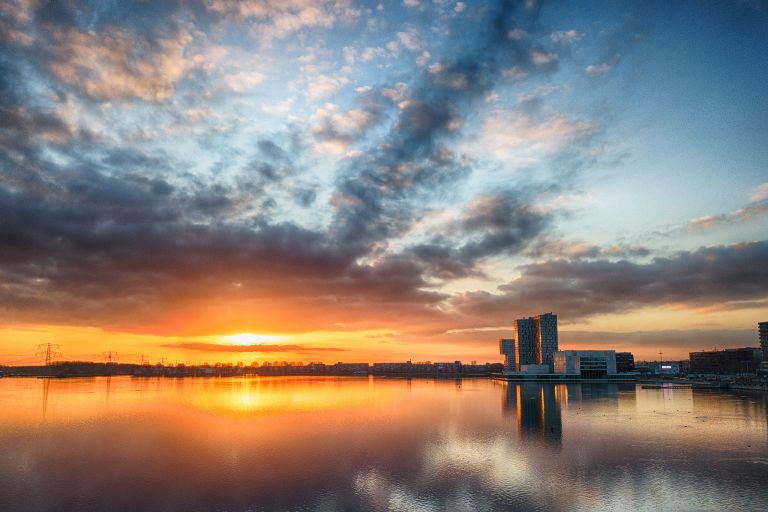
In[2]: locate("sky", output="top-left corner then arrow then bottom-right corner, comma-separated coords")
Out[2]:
1,0 -> 767,365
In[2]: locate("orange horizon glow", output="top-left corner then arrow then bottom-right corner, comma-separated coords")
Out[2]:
1,303 -> 764,367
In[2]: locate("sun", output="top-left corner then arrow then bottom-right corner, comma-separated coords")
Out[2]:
224,333 -> 283,345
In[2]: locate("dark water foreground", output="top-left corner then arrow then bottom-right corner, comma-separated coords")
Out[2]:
0,376 -> 766,511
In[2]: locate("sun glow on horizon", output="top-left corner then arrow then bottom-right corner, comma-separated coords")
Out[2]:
224,333 -> 284,346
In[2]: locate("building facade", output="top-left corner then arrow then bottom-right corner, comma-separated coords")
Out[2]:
499,338 -> 518,371
616,352 -> 635,373
553,350 -> 617,377
689,348 -> 762,374
513,313 -> 559,370
537,313 -> 559,370
760,321 -> 768,360
515,318 -> 540,366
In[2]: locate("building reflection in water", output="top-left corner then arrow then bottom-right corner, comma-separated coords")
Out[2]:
502,382 -> 563,445
501,382 -> 631,445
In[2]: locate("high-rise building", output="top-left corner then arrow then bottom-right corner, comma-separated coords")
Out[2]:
499,338 -> 518,371
760,321 -> 768,361
514,313 -> 559,371
515,317 -> 540,366
537,313 -> 559,370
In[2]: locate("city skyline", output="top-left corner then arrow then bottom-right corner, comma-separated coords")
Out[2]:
1,0 -> 768,365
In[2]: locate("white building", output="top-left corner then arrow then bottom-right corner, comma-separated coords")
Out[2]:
553,350 -> 617,377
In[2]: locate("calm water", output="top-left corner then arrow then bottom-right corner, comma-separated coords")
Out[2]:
1,377 -> 767,512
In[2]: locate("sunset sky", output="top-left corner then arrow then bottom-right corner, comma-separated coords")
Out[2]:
1,0 -> 767,365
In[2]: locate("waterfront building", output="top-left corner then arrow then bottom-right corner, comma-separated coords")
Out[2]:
514,313 -> 559,370
537,313 -> 559,371
689,348 -> 762,375
515,318 -> 540,366
616,352 -> 635,373
519,364 -> 550,374
371,361 -> 462,376
553,350 -> 617,378
759,322 -> 768,375
499,338 -> 518,371
649,361 -> 682,376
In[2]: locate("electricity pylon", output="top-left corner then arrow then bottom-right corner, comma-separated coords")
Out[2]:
36,343 -> 62,366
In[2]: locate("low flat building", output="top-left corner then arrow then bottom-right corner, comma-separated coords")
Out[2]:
553,350 -> 617,378
519,364 -> 550,374
689,348 -> 762,375
649,361 -> 681,376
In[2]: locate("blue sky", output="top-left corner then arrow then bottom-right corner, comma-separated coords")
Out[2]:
0,0 -> 766,362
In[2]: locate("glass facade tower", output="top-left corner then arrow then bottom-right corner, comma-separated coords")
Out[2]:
513,313 -> 559,371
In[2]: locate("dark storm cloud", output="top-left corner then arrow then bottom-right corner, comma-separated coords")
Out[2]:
453,241 -> 768,321
560,329 -> 760,353
408,191 -> 552,278
0,144 -> 448,327
161,343 -> 345,353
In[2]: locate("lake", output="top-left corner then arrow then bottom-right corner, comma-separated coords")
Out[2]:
0,376 -> 766,511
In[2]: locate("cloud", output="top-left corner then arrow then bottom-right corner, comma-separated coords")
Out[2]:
220,71 -> 266,92
585,63 -> 612,76
161,342 -> 345,352
749,182 -> 768,203
47,26 -> 198,102
453,241 -> 768,321
361,46 -> 389,61
0,0 -> 718,349
686,200 -> 768,231
474,110 -> 596,163
207,0 -> 340,45
342,46 -> 356,64
331,1 -> 562,254
311,103 -> 383,152
397,29 -> 424,52
559,329 -> 761,355
531,50 -> 558,68
524,238 -> 651,260
550,30 -> 583,44
308,74 -> 350,100
407,191 -> 552,279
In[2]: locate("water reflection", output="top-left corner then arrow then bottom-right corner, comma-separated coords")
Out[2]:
500,383 -> 637,446
41,377 -> 50,419
501,383 -> 563,445
0,377 -> 766,511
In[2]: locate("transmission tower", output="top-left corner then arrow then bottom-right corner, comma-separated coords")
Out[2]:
137,354 -> 149,365
103,351 -> 119,364
36,343 -> 62,366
